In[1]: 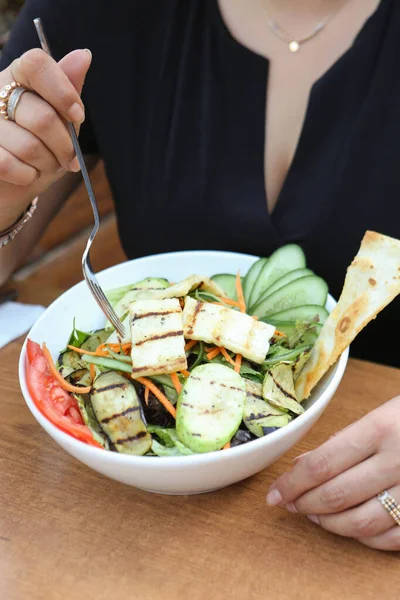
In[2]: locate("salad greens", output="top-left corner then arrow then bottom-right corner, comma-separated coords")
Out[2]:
43,244 -> 329,455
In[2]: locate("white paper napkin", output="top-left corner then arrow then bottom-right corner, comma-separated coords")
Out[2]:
0,301 -> 45,349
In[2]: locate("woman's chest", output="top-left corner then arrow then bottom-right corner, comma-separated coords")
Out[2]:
217,0 -> 382,212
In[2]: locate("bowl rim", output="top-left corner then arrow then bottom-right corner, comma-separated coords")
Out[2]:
18,249 -> 349,466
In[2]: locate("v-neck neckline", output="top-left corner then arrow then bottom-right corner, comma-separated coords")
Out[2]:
212,0 -> 389,229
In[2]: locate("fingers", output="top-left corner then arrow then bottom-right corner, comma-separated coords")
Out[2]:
267,412 -> 381,506
14,92 -> 79,172
58,49 -> 92,95
287,453 -> 399,515
0,117 -> 59,174
358,526 -> 400,551
9,48 -> 91,123
0,146 -> 38,186
305,485 -> 400,540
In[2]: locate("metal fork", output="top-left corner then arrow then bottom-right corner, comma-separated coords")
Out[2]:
34,18 -> 125,337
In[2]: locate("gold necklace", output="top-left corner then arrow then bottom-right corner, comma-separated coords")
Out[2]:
264,2 -> 347,53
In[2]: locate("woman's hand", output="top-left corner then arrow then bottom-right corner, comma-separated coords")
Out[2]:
0,47 -> 91,227
267,396 -> 400,551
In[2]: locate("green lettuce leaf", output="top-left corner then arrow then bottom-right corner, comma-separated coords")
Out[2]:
148,426 -> 193,456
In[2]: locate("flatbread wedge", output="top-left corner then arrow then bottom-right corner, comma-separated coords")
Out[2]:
295,231 -> 400,400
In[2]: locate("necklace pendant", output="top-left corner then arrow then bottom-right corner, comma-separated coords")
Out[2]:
289,40 -> 300,53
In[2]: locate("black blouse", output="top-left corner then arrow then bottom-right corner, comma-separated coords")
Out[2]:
2,0 -> 400,366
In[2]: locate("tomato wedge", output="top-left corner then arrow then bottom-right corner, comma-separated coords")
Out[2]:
25,339 -> 102,448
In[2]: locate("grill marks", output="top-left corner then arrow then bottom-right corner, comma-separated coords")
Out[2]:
246,391 -> 264,402
272,375 -> 297,401
131,359 -> 183,374
100,405 -> 140,424
92,382 -> 128,394
129,298 -> 188,377
190,375 -> 243,393
114,430 -> 148,446
185,301 -> 203,335
131,309 -> 180,324
135,330 -> 184,347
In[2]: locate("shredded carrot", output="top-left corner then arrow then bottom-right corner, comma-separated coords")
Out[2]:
181,370 -> 190,378
170,372 -> 182,394
43,343 -> 92,394
207,347 -> 222,360
96,342 -> 131,354
234,353 -> 242,373
223,441 -> 231,450
184,340 -> 197,352
67,344 -> 108,357
136,377 -> 176,418
218,297 -> 241,307
252,315 -> 259,320
220,347 -> 236,367
274,330 -> 287,337
90,363 -> 95,380
236,271 -> 246,313
144,387 -> 150,406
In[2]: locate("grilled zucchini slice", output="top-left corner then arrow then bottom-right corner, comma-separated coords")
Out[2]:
176,364 -> 246,453
91,372 -> 151,455
243,380 -> 290,437
262,364 -> 304,415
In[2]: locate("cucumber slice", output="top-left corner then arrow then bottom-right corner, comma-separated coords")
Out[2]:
176,364 -> 246,453
244,258 -> 267,307
255,268 -> 313,304
211,274 -> 238,300
249,245 -> 306,310
264,304 -> 329,324
252,275 -> 328,318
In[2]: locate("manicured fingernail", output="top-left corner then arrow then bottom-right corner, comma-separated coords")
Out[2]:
68,102 -> 85,124
286,502 -> 298,513
84,48 -> 92,64
69,157 -> 80,172
293,451 -> 311,463
307,514 -> 319,524
266,489 -> 283,506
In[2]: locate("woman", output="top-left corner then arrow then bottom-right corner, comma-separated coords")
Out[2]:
0,0 -> 399,550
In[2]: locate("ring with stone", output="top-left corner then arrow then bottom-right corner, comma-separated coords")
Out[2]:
7,86 -> 27,122
0,81 -> 21,120
377,490 -> 400,526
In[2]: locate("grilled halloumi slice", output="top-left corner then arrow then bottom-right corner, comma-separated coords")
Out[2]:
130,298 -> 187,378
106,275 -> 226,345
182,297 -> 275,364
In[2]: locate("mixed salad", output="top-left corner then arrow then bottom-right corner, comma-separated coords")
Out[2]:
25,244 -> 330,455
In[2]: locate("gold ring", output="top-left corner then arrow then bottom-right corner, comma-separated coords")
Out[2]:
0,81 -> 21,120
377,491 -> 400,526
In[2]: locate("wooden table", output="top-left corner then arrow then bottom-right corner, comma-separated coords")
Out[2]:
1,276 -> 399,600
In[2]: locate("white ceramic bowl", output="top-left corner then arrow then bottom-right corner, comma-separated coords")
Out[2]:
19,251 -> 348,495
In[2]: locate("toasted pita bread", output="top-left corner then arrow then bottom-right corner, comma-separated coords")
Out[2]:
295,231 -> 400,400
